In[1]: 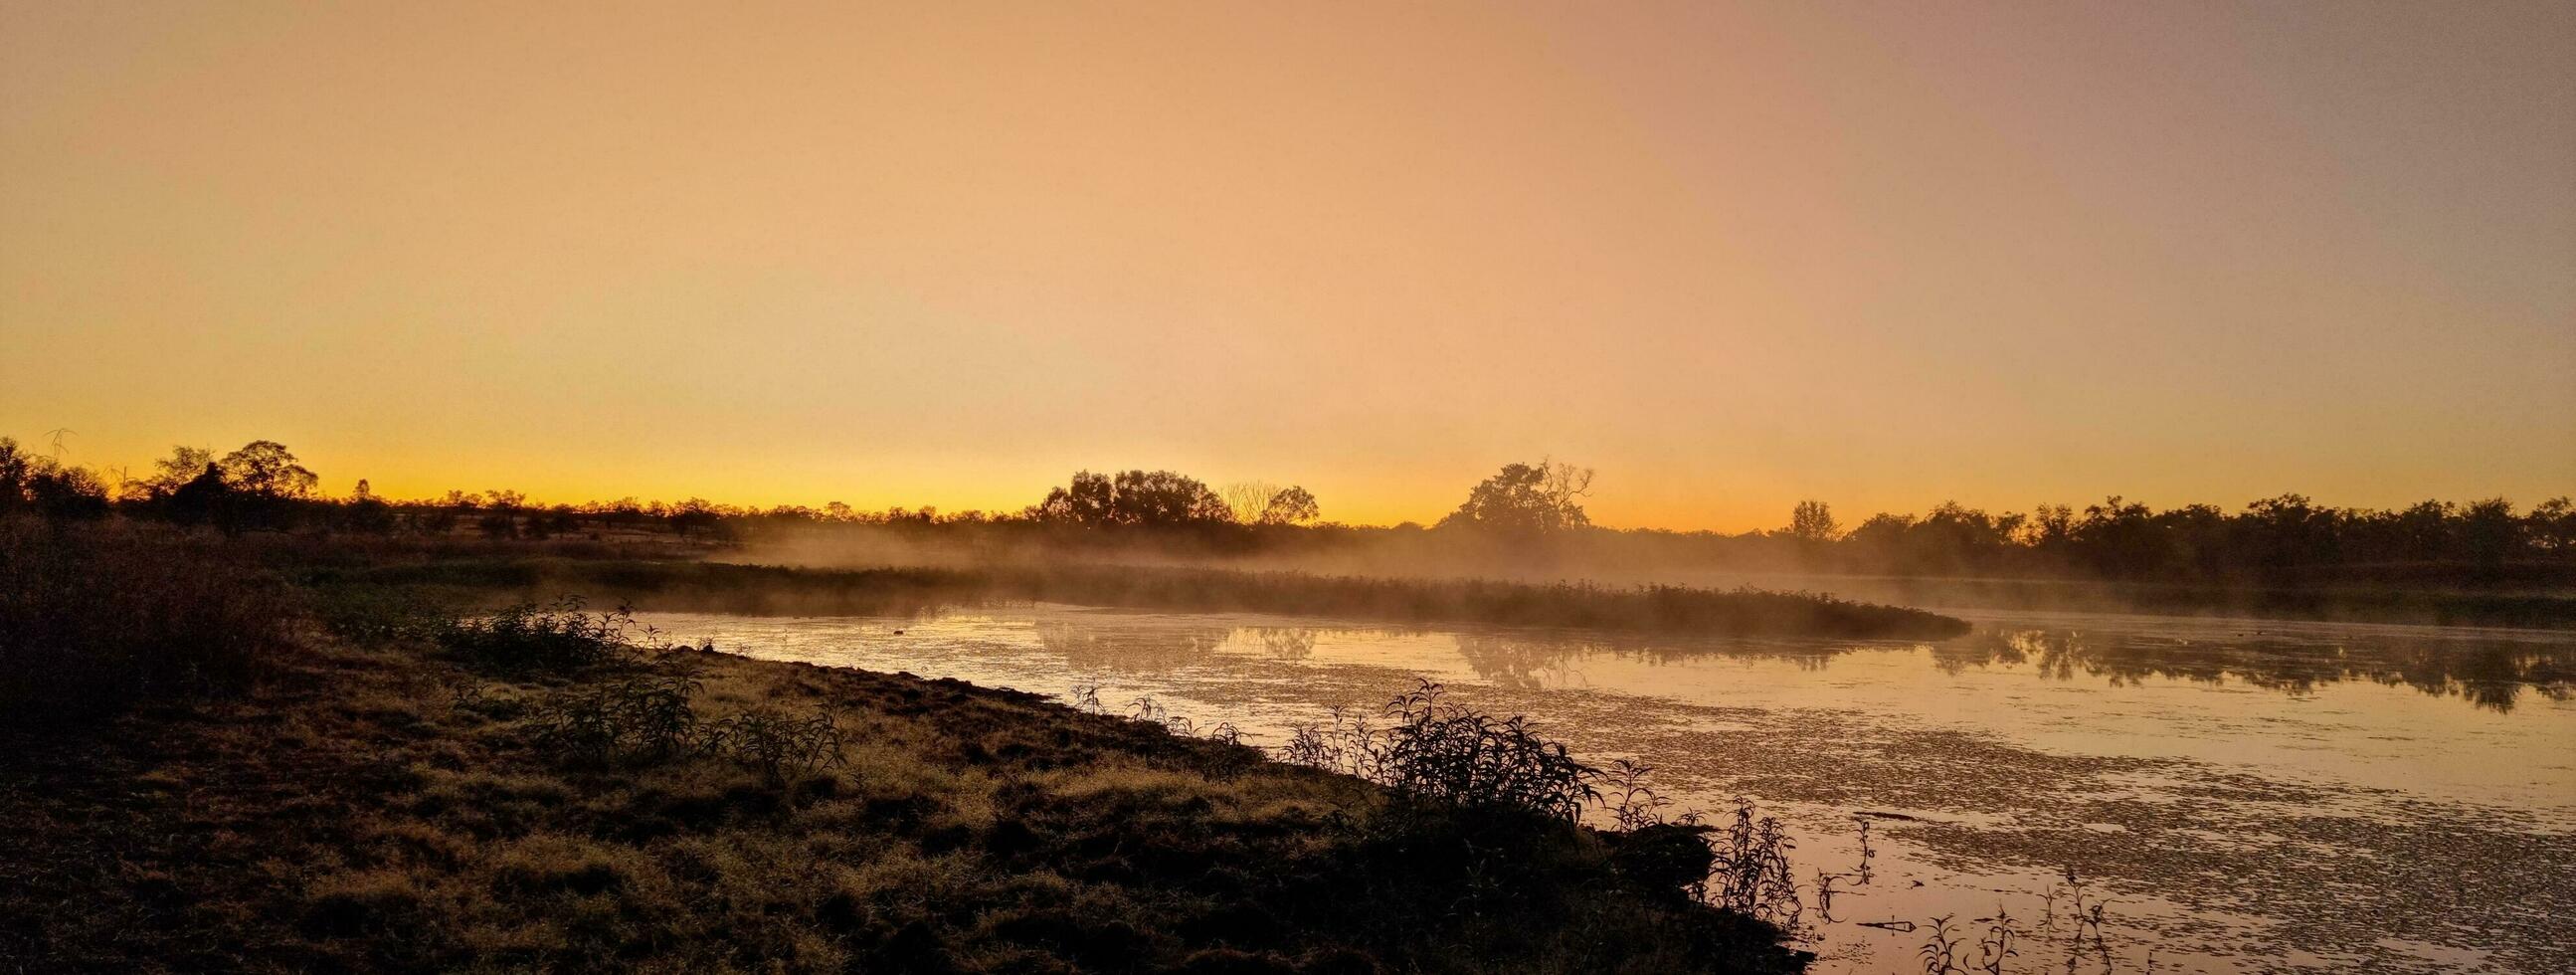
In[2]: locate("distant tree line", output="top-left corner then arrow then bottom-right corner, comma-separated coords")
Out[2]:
0,439 -> 1336,542
1767,493 -> 2574,581
5,435 -> 2568,582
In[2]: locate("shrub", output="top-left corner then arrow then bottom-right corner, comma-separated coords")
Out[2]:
1273,680 -> 1820,921
1280,680 -> 1597,822
1703,798 -> 1804,924
1374,681 -> 1598,821
435,597 -> 643,673
525,671 -> 703,765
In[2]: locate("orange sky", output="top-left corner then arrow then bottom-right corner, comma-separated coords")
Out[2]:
4,2 -> 2571,529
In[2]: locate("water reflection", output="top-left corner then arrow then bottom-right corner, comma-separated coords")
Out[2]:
668,592 -> 2576,713
1927,626 -> 2575,711
1438,621 -> 2576,713
1034,619 -> 1230,673
1455,633 -> 1841,688
1239,625 -> 1316,662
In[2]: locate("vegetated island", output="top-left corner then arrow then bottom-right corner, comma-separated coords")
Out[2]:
2,521 -> 1818,974
332,555 -> 1975,642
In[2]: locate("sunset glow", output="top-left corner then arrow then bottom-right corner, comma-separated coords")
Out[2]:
5,2 -> 2569,527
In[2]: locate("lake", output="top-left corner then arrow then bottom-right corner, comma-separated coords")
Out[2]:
638,603 -> 2576,973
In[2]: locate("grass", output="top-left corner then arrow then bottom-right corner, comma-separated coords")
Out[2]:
0,521 -> 1813,973
0,520 -> 297,725
326,555 -> 1973,640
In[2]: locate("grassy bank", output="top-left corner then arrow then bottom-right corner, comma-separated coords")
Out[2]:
1,523 -> 1810,973
317,555 -> 1973,641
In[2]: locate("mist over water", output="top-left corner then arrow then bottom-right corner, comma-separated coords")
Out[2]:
640,598 -> 2576,974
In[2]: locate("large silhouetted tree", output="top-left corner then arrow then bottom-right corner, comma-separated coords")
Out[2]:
1788,500 -> 1839,542
1438,460 -> 1592,534
1260,486 -> 1321,525
140,446 -> 217,497
165,464 -> 231,527
218,441 -> 318,499
1222,482 -> 1323,526
1037,470 -> 1230,527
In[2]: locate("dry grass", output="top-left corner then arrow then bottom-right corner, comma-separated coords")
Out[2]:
0,520 -> 299,724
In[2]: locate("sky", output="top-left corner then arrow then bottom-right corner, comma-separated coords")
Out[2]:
3,1 -> 2570,530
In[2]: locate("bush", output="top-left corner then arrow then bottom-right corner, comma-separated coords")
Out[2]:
1374,681 -> 1598,821
435,597 -> 642,673
1702,798 -> 1803,923
1272,679 -> 1819,921
1280,680 -> 1598,822
525,671 -> 704,765
0,520 -> 297,724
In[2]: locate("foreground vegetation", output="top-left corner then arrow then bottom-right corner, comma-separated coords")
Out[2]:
0,521 -> 1809,973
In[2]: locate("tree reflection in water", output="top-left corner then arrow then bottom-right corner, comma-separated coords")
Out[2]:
1929,627 -> 2574,712
1454,633 -> 1840,689
1445,623 -> 2574,712
1238,625 -> 1316,662
1034,619 -> 1231,674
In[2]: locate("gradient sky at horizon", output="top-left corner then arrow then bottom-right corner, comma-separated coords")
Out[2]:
4,2 -> 2570,529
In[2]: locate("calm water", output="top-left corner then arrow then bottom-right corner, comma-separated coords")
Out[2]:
639,604 -> 2576,974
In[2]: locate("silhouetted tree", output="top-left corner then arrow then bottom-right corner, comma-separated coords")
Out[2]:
668,497 -> 724,539
0,439 -> 30,516
478,488 -> 526,538
0,438 -> 108,519
2531,497 -> 2575,554
2072,496 -> 2162,578
29,466 -> 108,519
2156,502 -> 2230,575
1788,500 -> 1839,542
1040,472 -> 1116,524
542,503 -> 583,538
1224,481 -> 1323,526
218,441 -> 318,498
198,441 -> 321,532
1845,512 -> 1912,551
2241,493 -> 2339,571
1261,486 -> 1322,525
1221,482 -> 1281,525
342,479 -> 397,534
2384,499 -> 2459,562
1036,470 -> 1231,527
139,446 -> 218,497
166,464 -> 232,528
2022,503 -> 2076,569
1438,460 -> 1593,534
2460,497 -> 2520,573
